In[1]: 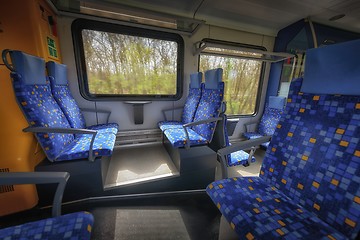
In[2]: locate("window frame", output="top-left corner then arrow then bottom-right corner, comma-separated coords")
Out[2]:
197,38 -> 266,117
72,18 -> 184,101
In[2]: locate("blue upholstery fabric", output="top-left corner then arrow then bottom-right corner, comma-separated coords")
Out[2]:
301,39 -> 360,95
229,148 -> 255,167
268,95 -> 286,110
46,61 -> 68,85
260,78 -> 360,239
207,78 -> 360,239
158,72 -> 203,131
0,211 -> 94,239
10,54 -> 74,161
57,132 -> 116,161
47,61 -> 118,135
204,68 -> 223,89
10,51 -> 47,85
207,177 -> 348,239
8,51 -> 116,162
181,85 -> 203,124
243,96 -> 285,149
87,123 -> 118,135
163,128 -> 208,148
223,115 -> 255,167
191,82 -> 224,141
164,69 -> 224,148
158,121 -> 183,131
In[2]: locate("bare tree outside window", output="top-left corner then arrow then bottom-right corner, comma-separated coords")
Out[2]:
82,29 -> 178,96
199,55 -> 262,115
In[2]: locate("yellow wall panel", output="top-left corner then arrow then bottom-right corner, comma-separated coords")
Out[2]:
0,0 -> 61,216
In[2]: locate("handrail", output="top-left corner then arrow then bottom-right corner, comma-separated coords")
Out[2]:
2,49 -> 15,71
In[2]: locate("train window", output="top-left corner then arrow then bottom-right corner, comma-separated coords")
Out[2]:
198,39 -> 265,116
72,19 -> 184,101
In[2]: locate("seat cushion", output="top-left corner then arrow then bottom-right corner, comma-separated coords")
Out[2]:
56,132 -> 116,161
243,132 -> 264,139
163,128 -> 208,148
206,177 -> 348,239
158,121 -> 184,131
242,132 -> 270,149
0,211 -> 94,239
87,123 -> 119,135
229,150 -> 255,167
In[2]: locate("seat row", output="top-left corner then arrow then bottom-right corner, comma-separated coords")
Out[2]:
206,39 -> 360,239
2,49 -> 118,162
158,68 -> 255,167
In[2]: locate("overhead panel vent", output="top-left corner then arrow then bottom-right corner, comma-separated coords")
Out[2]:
0,168 -> 14,194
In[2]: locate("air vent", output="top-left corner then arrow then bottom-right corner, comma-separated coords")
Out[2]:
0,168 -> 14,193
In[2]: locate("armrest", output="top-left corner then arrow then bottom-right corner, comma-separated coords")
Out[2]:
162,106 -> 184,121
244,120 -> 259,133
217,136 -> 271,178
80,108 -> 111,124
0,172 -> 70,217
23,127 -> 98,162
182,117 -> 222,149
183,117 -> 222,128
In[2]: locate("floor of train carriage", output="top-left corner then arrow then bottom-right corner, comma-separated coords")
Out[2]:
105,129 -> 266,189
1,149 -> 265,240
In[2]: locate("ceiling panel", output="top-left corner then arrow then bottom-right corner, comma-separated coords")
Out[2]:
72,0 -> 360,35
106,0 -> 203,18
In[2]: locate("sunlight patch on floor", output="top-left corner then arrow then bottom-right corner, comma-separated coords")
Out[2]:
115,209 -> 191,240
115,163 -> 177,186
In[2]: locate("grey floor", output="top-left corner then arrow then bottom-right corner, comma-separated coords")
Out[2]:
1,148 -> 266,240
104,143 -> 179,189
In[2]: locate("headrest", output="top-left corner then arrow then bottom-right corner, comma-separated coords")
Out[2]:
268,96 -> 286,110
9,51 -> 47,85
189,72 -> 202,89
46,61 -> 69,85
301,39 -> 360,95
204,68 -> 223,89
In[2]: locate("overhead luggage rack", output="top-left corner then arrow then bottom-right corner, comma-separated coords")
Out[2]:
194,39 -> 294,63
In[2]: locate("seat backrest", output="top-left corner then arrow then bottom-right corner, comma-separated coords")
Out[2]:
191,68 -> 224,142
260,40 -> 360,239
181,72 -> 203,124
5,50 -> 74,162
46,61 -> 86,129
258,96 -> 285,136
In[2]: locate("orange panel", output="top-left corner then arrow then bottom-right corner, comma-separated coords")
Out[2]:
0,0 -> 62,216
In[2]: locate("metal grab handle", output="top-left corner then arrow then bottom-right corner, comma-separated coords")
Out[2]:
2,49 -> 15,71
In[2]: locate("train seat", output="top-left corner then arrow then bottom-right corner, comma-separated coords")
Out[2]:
47,61 -> 118,135
206,39 -> 360,239
243,95 -> 286,149
218,114 -> 256,178
158,72 -> 203,131
0,172 -> 94,239
2,50 -> 116,162
163,68 -> 224,148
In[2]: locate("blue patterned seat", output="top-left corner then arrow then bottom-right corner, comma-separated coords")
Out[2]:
3,50 -> 116,162
243,96 -> 286,149
0,211 -> 94,239
163,68 -> 224,148
207,40 -> 360,239
216,114 -> 256,178
0,172 -> 94,239
47,61 -> 118,135
158,72 -> 203,131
